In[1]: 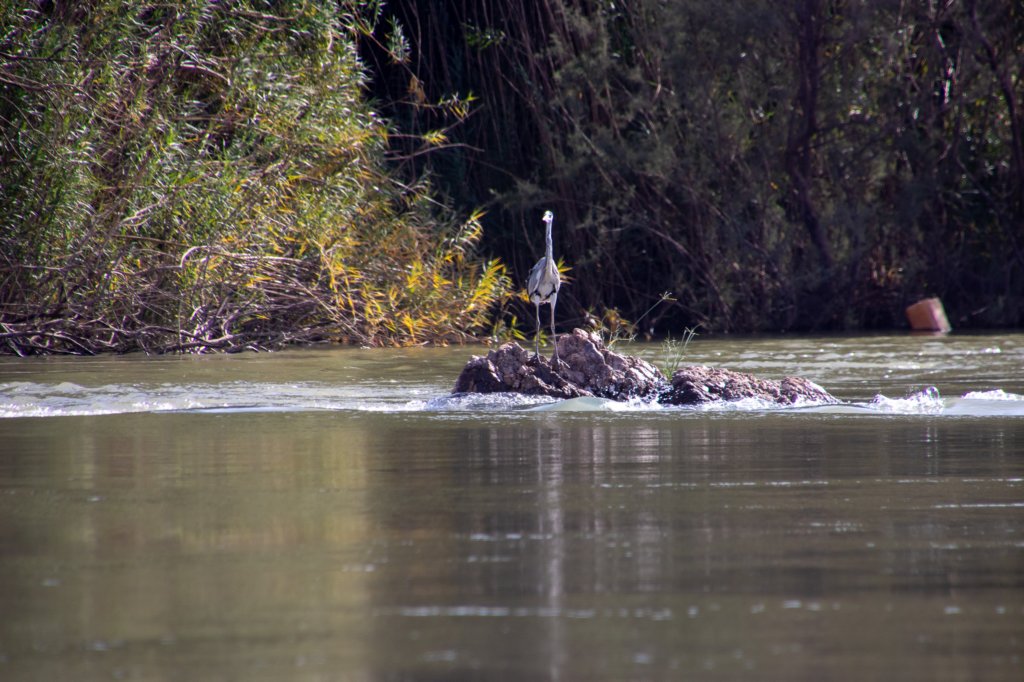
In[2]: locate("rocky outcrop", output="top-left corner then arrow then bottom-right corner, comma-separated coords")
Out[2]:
551,329 -> 666,401
452,329 -> 664,400
663,366 -> 836,405
453,328 -> 839,406
452,340 -> 588,400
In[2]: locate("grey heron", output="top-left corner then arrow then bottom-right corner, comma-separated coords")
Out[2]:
527,210 -> 561,362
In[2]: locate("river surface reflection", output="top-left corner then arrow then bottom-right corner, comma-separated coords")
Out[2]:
0,334 -> 1022,680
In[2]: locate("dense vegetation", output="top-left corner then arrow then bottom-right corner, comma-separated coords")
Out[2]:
0,1 -> 508,354
365,0 -> 1023,333
3,1 -> 1021,356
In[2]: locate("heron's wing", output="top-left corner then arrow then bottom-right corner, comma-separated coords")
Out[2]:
528,257 -> 561,301
527,257 -> 546,295
545,259 -> 561,289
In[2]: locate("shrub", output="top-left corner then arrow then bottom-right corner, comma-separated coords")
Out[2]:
0,0 -> 508,354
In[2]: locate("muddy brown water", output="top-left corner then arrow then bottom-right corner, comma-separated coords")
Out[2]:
1,333 -> 1022,680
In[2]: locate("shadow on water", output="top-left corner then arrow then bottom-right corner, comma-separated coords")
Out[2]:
0,333 -> 1022,680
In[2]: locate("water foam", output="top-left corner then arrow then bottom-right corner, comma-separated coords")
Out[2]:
962,389 -> 1024,401
3,380 -> 1023,418
868,386 -> 945,415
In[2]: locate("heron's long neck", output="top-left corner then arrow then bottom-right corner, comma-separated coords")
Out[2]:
544,219 -> 554,262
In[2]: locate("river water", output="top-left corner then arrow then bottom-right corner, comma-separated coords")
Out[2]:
1,333 -> 1022,680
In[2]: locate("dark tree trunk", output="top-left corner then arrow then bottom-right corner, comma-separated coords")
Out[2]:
967,0 -> 1024,228
784,0 -> 833,275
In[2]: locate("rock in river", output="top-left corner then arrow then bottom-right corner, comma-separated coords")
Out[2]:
453,328 -> 839,406
663,366 -> 836,405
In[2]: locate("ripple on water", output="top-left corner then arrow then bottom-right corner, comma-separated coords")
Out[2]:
2,378 -> 1024,419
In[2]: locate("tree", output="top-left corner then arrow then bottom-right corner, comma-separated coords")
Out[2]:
363,0 -> 1023,332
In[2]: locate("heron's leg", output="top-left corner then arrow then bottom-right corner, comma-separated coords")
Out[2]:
549,293 -> 559,362
534,301 -> 541,358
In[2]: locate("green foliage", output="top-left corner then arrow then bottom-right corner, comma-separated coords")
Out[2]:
0,1 -> 509,354
585,291 -> 674,348
659,326 -> 700,378
367,0 -> 1024,332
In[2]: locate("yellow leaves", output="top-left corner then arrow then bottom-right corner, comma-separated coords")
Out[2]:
437,92 -> 477,121
468,259 -> 507,310
409,75 -> 427,104
366,296 -> 385,323
217,155 -> 510,347
400,313 -> 417,338
422,129 -> 448,147
406,260 -> 424,292
432,271 -> 452,290
556,257 -> 572,277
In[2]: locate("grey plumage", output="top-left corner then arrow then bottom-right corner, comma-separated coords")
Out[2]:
527,210 -> 561,362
